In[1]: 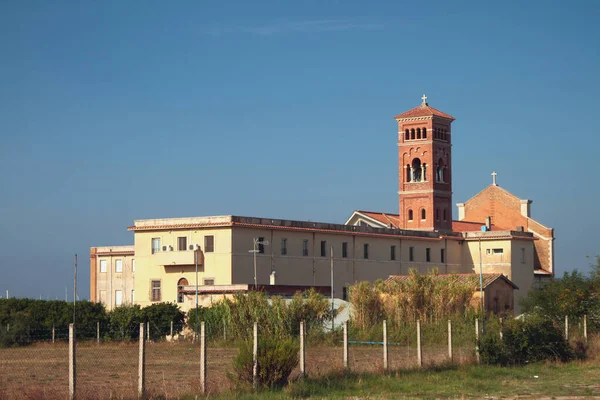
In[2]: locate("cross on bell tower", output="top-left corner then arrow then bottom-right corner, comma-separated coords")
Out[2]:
491,171 -> 498,186
394,96 -> 455,231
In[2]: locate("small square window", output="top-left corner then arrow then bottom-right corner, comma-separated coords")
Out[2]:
177,237 -> 187,251
391,245 -> 396,261
204,236 -> 215,253
426,248 -> 431,262
320,241 -> 327,257
99,260 -> 107,273
203,278 -> 215,286
302,240 -> 309,256
363,243 -> 369,259
409,246 -> 415,262
342,242 -> 348,258
115,259 -> 122,273
115,290 -> 123,306
441,249 -> 445,263
257,237 -> 265,254
281,238 -> 287,255
151,238 -> 161,254
151,280 -> 161,302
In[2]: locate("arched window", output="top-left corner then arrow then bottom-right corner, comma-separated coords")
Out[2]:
405,129 -> 410,141
406,164 -> 411,182
436,208 -> 440,221
412,158 -> 422,182
422,163 -> 427,181
411,129 -> 415,140
443,209 -> 447,221
408,209 -> 413,221
177,278 -> 188,303
421,208 -> 426,220
416,128 -> 421,139
436,158 -> 445,183
422,128 -> 427,139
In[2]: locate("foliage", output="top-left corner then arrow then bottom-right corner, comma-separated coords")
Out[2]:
188,289 -> 333,341
0,299 -> 107,347
520,269 -> 600,329
479,316 -> 573,365
349,269 -> 478,331
107,304 -> 143,341
142,302 -> 185,340
231,336 -> 299,389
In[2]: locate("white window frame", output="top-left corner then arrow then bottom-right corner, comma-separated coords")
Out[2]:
115,290 -> 123,306
115,259 -> 123,273
99,259 -> 107,273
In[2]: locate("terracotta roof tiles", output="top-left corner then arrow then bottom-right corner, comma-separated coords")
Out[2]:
394,104 -> 455,120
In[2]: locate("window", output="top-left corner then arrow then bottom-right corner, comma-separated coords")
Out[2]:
391,245 -> 396,261
131,290 -> 135,303
436,209 -> 440,221
405,129 -> 409,141
409,246 -> 415,262
416,128 -> 421,139
426,248 -> 431,262
422,128 -> 427,139
411,128 -> 415,140
408,209 -> 414,221
152,238 -> 161,254
177,236 -> 187,251
281,238 -> 287,255
441,249 -> 445,263
342,242 -> 348,258
411,158 -> 423,182
421,209 -> 426,220
320,241 -> 327,257
132,259 -> 135,272
302,240 -> 309,256
343,287 -> 348,301
99,260 -> 107,273
203,278 -> 215,286
363,243 -> 369,259
151,280 -> 161,302
486,248 -> 504,255
406,164 -> 411,182
204,236 -> 214,253
115,290 -> 122,306
443,209 -> 447,221
521,248 -> 526,263
257,237 -> 265,254
115,259 -> 122,273
177,278 -> 188,303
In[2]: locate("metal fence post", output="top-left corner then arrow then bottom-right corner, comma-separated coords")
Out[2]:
343,321 -> 349,370
200,321 -> 206,395
146,321 -> 150,342
299,320 -> 306,378
52,325 -> 55,344
69,323 -> 76,400
584,314 -> 588,343
448,319 -> 453,362
138,323 -> 146,399
565,315 -> 569,340
170,320 -> 174,339
417,320 -> 422,367
475,318 -> 480,364
97,321 -> 100,345
383,320 -> 388,371
253,322 -> 258,391
223,319 -> 227,342
499,317 -> 503,341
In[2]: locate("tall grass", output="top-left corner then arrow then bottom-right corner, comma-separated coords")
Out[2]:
188,289 -> 332,341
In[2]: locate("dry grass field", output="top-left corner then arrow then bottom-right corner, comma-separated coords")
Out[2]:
0,340 -> 477,399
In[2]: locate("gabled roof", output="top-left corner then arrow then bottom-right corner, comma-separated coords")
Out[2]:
387,273 -> 519,290
452,220 -> 497,232
346,210 -> 400,228
394,103 -> 455,121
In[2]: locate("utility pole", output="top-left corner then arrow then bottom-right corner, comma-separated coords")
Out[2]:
249,238 -> 268,290
195,245 -> 199,341
74,254 -> 77,324
478,237 -> 484,331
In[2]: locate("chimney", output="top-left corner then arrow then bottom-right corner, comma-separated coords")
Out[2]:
485,216 -> 491,231
456,203 -> 465,221
520,199 -> 532,218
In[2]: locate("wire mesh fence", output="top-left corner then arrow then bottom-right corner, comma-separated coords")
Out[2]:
0,314 -> 595,400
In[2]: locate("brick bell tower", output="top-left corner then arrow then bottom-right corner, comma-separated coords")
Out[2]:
395,95 -> 455,231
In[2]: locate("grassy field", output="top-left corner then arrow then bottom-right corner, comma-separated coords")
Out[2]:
0,339 -> 597,399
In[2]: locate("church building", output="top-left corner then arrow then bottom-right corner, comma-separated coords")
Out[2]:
90,96 -> 553,315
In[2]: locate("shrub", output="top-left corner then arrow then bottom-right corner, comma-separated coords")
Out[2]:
479,316 -> 573,365
142,302 -> 185,340
232,337 -> 299,388
107,304 -> 143,341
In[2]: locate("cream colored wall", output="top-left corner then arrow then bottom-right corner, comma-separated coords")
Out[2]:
133,228 -> 232,311
231,227 -> 456,299
96,254 -> 135,311
510,239 -> 534,313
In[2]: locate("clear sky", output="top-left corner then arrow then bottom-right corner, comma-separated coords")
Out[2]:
1,1 -> 599,300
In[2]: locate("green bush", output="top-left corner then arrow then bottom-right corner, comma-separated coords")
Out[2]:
142,302 -> 185,340
479,316 -> 573,365
232,337 -> 299,389
107,304 -> 143,341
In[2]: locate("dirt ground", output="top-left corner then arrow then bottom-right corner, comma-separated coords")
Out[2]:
0,340 -> 476,399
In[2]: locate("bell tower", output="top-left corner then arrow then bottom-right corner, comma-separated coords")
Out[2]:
395,95 -> 455,231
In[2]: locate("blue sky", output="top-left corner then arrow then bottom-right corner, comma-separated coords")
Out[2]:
1,1 -> 598,299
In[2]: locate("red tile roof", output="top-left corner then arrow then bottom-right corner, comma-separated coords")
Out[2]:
451,220 -> 496,232
358,210 -> 400,228
394,104 -> 455,120
388,273 -> 518,289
